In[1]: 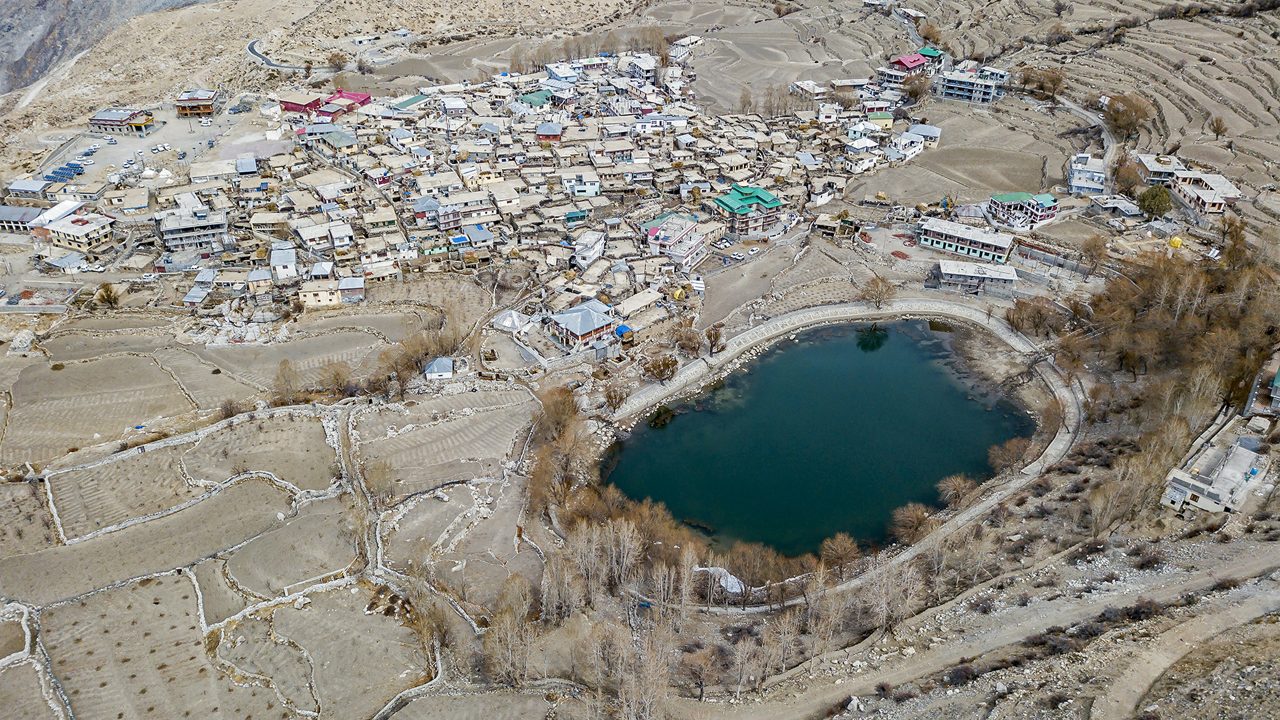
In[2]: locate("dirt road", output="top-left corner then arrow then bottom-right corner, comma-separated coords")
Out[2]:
1089,587 -> 1280,720
661,555 -> 1280,720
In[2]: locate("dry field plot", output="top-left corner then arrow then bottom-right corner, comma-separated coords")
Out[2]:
47,446 -> 199,539
0,618 -> 26,657
217,615 -> 319,715
183,414 -> 336,491
40,332 -> 173,362
58,317 -> 173,332
151,347 -> 261,410
293,310 -> 436,343
0,483 -> 56,555
271,586 -> 420,719
357,393 -> 534,497
223,500 -> 353,597
191,559 -> 249,627
0,480 -> 292,605
194,332 -> 389,388
365,274 -> 503,331
1,357 -> 194,464
0,662 -> 60,720
46,413 -> 334,540
40,574 -> 286,720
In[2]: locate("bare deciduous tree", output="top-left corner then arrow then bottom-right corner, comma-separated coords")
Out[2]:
643,354 -> 679,384
604,383 -> 630,412
988,436 -> 1032,472
936,474 -> 978,507
890,502 -> 936,544
1208,115 -> 1228,141
272,359 -> 302,405
819,532 -> 860,580
704,324 -> 725,354
680,646 -> 720,701
858,276 -> 897,309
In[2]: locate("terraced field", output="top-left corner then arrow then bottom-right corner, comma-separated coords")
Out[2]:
1,357 -> 195,465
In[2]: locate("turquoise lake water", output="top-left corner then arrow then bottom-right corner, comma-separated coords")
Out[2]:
604,321 -> 1035,556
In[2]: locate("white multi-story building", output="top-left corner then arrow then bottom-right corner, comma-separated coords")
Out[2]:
917,217 -> 1015,263
640,211 -> 718,273
1068,153 -> 1106,195
1172,170 -> 1241,217
936,66 -> 1008,104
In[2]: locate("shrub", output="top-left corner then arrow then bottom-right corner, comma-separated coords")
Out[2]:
51,363 -> 65,371
1132,547 -> 1164,570
943,664 -> 979,686
1124,598 -> 1163,621
1211,577 -> 1242,592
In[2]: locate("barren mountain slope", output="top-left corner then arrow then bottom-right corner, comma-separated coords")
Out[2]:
0,0 -> 217,94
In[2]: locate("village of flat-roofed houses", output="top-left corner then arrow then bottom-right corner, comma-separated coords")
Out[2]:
2,1 -> 1280,719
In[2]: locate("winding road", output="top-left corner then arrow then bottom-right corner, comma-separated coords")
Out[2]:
247,39 -> 308,71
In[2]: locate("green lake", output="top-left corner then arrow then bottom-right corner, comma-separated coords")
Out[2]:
604,321 -> 1036,556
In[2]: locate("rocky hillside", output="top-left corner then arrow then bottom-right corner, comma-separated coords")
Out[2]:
0,0 -> 216,94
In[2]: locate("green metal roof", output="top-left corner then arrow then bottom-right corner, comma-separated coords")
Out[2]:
394,94 -> 429,110
1032,193 -> 1058,206
868,111 -> 893,119
520,89 -> 552,107
713,185 -> 782,215
917,47 -> 943,58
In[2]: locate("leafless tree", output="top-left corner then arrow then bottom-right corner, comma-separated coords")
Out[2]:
820,532 -> 861,580
890,502 -> 936,544
988,436 -> 1032,472
318,360 -> 353,397
858,276 -> 897,309
363,458 -> 396,508
643,354 -> 679,384
936,474 -> 978,507
481,575 -> 535,685
604,517 -> 643,592
729,636 -> 765,697
272,358 -> 302,405
1208,115 -> 1228,141
762,609 -> 802,674
96,282 -> 121,309
566,522 -> 606,606
680,646 -> 720,700
604,383 -> 630,412
704,324 -> 725,354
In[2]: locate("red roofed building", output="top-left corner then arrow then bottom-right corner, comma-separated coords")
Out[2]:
891,53 -> 928,73
276,91 -> 327,114
315,89 -> 373,120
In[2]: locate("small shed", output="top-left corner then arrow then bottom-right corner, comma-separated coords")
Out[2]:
423,357 -> 455,380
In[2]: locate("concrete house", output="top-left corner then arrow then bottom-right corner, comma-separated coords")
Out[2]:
917,217 -> 1015,263
88,107 -> 155,136
712,184 -> 783,240
1135,154 -> 1186,186
1162,440 -> 1267,514
1068,153 -> 1106,195
548,299 -> 615,348
936,259 -> 1017,295
988,192 -> 1058,229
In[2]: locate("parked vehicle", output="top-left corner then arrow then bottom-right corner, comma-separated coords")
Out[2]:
140,273 -> 158,282
177,151 -> 187,160
162,143 -> 171,151
732,252 -> 745,261
748,247 -> 760,256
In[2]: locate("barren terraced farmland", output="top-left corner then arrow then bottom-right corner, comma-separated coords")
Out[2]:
1,357 -> 195,465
